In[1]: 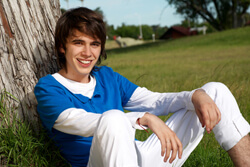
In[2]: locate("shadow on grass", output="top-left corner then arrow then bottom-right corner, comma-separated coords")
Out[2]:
106,40 -> 168,56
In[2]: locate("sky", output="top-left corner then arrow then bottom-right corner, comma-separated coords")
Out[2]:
59,0 -> 183,28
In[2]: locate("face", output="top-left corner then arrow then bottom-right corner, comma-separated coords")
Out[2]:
59,30 -> 101,83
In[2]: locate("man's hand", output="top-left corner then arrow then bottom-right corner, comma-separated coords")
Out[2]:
138,113 -> 183,163
192,89 -> 221,133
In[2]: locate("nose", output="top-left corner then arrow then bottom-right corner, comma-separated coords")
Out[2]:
82,45 -> 91,57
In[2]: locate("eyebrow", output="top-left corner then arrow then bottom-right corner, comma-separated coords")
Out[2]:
71,39 -> 101,44
71,39 -> 84,43
92,41 -> 101,44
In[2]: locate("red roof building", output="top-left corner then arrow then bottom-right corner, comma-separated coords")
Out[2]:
244,20 -> 250,26
160,26 -> 198,40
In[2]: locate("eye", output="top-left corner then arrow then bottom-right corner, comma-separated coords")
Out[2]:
72,40 -> 84,46
91,42 -> 101,48
74,41 -> 83,45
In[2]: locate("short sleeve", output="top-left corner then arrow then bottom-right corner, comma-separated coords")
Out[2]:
113,71 -> 138,106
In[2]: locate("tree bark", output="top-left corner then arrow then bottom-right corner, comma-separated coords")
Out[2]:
0,0 -> 60,129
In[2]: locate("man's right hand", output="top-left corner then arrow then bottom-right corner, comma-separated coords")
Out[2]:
138,113 -> 183,163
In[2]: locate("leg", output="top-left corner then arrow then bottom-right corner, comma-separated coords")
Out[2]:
136,108 -> 205,167
87,110 -> 138,167
228,135 -> 250,166
201,82 -> 250,166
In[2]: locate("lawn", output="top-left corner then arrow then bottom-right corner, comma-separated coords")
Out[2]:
105,26 -> 250,166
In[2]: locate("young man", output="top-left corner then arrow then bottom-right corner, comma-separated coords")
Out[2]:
34,7 -> 250,167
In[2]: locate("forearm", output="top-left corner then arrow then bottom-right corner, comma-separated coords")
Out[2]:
53,108 -> 101,137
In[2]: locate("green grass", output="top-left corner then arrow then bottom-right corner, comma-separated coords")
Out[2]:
106,27 -> 250,166
0,90 -> 70,167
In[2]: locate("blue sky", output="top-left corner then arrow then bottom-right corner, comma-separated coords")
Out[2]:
59,0 -> 183,28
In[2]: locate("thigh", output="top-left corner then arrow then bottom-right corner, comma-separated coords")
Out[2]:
88,110 -> 138,167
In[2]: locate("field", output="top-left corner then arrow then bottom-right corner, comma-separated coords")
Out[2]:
105,26 -> 250,166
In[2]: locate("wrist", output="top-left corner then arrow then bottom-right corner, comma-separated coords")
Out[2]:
192,89 -> 205,103
137,112 -> 150,126
137,117 -> 149,133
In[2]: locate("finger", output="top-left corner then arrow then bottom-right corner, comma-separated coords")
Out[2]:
216,106 -> 221,124
160,139 -> 166,157
209,104 -> 221,130
195,109 -> 205,127
176,137 -> 183,159
164,141 -> 171,162
208,106 -> 218,130
202,109 -> 211,133
169,140 -> 177,163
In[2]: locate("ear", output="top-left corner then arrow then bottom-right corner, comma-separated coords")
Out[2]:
59,46 -> 65,54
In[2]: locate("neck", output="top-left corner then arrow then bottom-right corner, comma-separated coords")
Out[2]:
58,69 -> 90,83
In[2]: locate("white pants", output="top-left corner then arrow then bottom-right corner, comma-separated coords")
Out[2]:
87,82 -> 250,167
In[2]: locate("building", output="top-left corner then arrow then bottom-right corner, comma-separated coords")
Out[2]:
160,26 -> 198,40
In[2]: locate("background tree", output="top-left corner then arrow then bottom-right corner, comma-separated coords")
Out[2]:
151,25 -> 168,39
0,0 -> 60,129
166,0 -> 250,31
116,24 -> 140,39
94,7 -> 104,18
115,24 -> 158,40
111,24 -> 167,40
106,25 -> 116,39
61,8 -> 67,14
179,18 -> 216,33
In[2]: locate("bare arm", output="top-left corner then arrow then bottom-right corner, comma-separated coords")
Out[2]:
138,113 -> 183,164
192,89 -> 221,133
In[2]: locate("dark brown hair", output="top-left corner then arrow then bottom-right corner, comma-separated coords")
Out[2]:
54,7 -> 107,71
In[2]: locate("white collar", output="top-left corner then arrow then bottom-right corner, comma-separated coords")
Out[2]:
52,73 -> 96,98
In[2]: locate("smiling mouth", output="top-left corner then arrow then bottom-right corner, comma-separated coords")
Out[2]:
77,59 -> 92,64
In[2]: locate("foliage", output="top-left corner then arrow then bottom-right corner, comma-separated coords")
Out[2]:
94,7 -> 105,20
111,23 -> 167,40
115,24 -> 142,39
180,19 -> 217,33
61,8 -> 67,14
106,25 -> 117,39
166,0 -> 250,31
153,25 -> 168,39
0,90 -> 70,167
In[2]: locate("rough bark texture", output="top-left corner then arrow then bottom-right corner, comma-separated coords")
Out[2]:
0,0 -> 61,129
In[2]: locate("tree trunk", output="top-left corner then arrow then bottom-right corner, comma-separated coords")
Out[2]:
232,0 -> 238,28
0,0 -> 60,130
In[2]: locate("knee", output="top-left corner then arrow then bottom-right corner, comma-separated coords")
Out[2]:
202,82 -> 229,92
96,110 -> 130,137
100,109 -> 127,125
201,82 -> 231,100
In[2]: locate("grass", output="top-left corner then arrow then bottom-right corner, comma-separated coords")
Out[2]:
0,90 -> 70,167
105,26 -> 250,166
0,26 -> 249,166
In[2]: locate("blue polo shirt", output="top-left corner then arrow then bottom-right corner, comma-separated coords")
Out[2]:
34,66 -> 138,167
